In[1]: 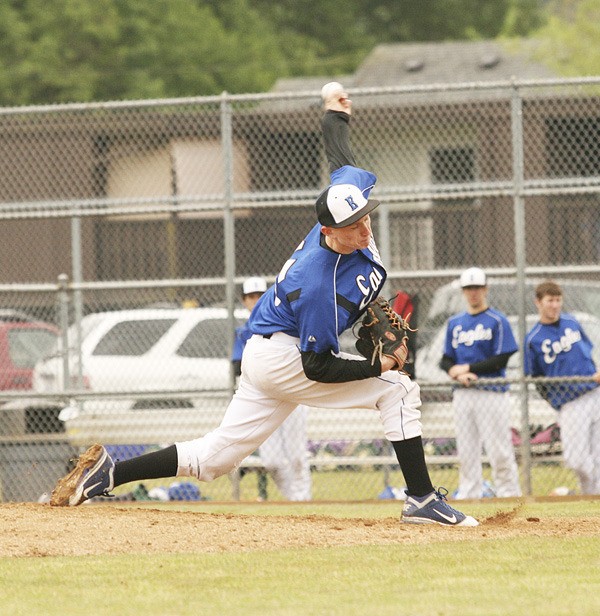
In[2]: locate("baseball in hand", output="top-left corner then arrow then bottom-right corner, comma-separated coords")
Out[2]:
321,81 -> 345,102
321,81 -> 351,111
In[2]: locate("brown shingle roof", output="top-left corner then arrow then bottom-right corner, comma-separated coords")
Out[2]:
271,39 -> 556,94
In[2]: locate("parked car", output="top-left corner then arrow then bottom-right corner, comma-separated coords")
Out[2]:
0,313 -> 59,391
33,307 -> 249,402
0,312 -> 60,436
1,307 -> 249,442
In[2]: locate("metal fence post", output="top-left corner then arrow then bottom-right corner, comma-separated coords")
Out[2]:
221,92 -> 237,448
71,216 -> 84,390
511,81 -> 532,495
57,273 -> 70,393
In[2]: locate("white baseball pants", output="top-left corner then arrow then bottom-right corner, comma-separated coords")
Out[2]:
176,332 -> 422,483
452,388 -> 522,499
257,404 -> 312,501
560,387 -> 600,494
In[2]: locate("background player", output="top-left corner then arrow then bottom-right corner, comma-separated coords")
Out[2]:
233,276 -> 312,501
50,83 -> 478,527
524,280 -> 600,494
440,267 -> 521,499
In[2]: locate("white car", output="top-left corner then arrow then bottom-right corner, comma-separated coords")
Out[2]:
33,306 -> 248,403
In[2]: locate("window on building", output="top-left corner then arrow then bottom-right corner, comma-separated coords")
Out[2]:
430,146 -> 478,267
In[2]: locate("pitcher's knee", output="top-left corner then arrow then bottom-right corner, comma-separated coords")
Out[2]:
176,439 -> 235,481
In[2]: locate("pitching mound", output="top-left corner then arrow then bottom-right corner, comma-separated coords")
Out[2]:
2,502 -> 600,557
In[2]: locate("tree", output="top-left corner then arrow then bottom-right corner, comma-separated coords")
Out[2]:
0,0 -> 549,106
0,0 -> 287,105
527,0 -> 600,75
247,0 -> 374,75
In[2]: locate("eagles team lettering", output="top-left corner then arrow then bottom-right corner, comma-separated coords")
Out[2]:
357,268 -> 384,310
541,327 -> 582,364
452,324 -> 493,348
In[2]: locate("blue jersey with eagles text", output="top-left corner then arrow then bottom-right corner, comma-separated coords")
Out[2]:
444,308 -> 518,392
524,313 -> 597,409
248,223 -> 386,354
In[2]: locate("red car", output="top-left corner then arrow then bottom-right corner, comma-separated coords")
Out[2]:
0,314 -> 59,391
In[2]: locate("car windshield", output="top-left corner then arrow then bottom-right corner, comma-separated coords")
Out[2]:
92,319 -> 177,356
177,318 -> 246,358
7,328 -> 58,369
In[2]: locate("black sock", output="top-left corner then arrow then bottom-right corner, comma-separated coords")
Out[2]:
391,436 -> 434,497
113,444 -> 179,488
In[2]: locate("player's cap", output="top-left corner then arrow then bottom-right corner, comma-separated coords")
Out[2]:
316,184 -> 380,228
242,276 -> 267,295
460,267 -> 487,288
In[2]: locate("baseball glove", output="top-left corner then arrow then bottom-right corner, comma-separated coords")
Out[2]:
354,297 -> 415,372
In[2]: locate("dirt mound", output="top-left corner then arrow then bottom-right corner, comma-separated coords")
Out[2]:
2,502 -> 599,558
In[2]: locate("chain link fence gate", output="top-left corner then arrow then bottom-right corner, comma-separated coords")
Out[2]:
1,78 -> 600,502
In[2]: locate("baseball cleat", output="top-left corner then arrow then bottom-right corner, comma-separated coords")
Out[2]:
401,487 -> 479,527
49,443 -> 115,506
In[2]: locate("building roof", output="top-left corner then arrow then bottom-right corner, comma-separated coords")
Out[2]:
271,39 -> 556,97
352,40 -> 556,87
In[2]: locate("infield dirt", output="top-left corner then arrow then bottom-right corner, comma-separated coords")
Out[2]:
2,502 -> 600,557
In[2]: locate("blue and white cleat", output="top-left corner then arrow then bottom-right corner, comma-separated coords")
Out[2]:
50,444 -> 115,506
401,487 -> 479,526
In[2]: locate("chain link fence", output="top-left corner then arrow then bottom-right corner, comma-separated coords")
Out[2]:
1,78 -> 600,502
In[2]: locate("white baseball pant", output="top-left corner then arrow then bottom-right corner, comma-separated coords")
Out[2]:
560,387 -> 600,494
257,404 -> 312,501
176,332 -> 422,483
452,388 -> 521,499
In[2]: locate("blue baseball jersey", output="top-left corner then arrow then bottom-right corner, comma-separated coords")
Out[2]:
248,223 -> 386,354
232,321 -> 252,362
524,313 -> 598,409
444,308 -> 518,392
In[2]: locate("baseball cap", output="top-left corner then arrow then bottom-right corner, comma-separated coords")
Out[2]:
242,276 -> 267,295
316,166 -> 380,228
460,267 -> 487,288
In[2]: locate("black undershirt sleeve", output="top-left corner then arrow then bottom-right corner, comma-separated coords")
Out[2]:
440,351 -> 514,375
439,354 -> 454,373
321,110 -> 357,173
301,349 -> 381,383
469,351 -> 514,374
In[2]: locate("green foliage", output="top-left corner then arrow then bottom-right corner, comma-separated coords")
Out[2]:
359,0 -> 513,41
0,0 -> 286,104
529,0 -> 600,75
0,0 -> 548,106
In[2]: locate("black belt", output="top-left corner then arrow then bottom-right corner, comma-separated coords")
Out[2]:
262,333 -> 273,339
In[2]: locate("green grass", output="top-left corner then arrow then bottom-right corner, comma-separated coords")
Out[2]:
2,500 -> 599,616
147,462 -> 579,503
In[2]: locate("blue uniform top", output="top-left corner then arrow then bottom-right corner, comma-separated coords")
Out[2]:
443,308 -> 518,392
232,321 -> 252,362
248,223 -> 386,354
524,313 -> 598,409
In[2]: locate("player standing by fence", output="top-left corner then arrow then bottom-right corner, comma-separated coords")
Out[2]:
524,280 -> 600,494
440,267 -> 521,499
